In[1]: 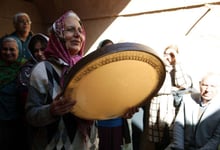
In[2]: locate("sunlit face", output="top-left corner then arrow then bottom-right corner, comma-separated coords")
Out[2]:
15,15 -> 31,34
63,15 -> 85,56
33,41 -> 46,61
1,41 -> 19,64
199,75 -> 220,102
163,48 -> 176,66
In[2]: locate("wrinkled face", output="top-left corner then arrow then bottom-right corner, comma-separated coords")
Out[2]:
1,41 -> 19,63
33,41 -> 46,61
63,16 -> 85,56
199,75 -> 220,102
15,15 -> 31,34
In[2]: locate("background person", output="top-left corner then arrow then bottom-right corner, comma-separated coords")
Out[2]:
166,72 -> 220,150
97,39 -> 113,49
18,33 -> 49,150
0,36 -> 28,149
18,33 -> 48,104
141,44 -> 193,150
5,12 -> 33,60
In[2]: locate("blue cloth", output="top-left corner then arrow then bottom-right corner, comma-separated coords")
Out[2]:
0,80 -> 22,120
10,32 -> 33,60
97,118 -> 123,127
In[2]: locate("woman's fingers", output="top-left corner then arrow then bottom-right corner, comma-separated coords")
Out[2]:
50,96 -> 76,116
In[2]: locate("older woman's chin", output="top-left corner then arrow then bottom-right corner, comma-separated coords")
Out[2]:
69,48 -> 81,56
4,57 -> 19,64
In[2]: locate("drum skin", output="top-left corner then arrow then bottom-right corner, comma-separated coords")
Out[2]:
64,42 -> 166,120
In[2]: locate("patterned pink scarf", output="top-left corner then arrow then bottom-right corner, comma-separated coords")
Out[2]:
44,10 -> 86,87
44,10 -> 93,142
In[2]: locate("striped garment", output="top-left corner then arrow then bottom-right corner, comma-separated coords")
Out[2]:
147,63 -> 192,143
26,60 -> 98,150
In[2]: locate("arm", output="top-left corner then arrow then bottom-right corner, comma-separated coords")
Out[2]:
199,120 -> 220,150
25,62 -> 59,127
170,101 -> 185,150
26,85 -> 59,127
25,62 -> 76,127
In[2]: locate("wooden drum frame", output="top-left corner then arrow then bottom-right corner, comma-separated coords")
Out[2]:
64,42 -> 166,120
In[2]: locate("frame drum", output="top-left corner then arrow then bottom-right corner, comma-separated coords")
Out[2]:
64,42 -> 165,120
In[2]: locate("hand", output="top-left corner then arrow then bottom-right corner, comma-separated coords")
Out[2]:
164,49 -> 179,65
122,106 -> 139,119
50,93 -> 76,116
169,52 -> 178,65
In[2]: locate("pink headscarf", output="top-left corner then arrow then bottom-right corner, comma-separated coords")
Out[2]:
45,10 -> 85,67
45,11 -> 93,140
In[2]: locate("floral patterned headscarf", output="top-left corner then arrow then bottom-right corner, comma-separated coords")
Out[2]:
44,10 -> 85,67
44,11 -> 92,140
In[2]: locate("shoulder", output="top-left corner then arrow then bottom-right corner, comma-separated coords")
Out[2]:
26,32 -> 33,42
29,62 -> 51,93
32,61 -> 47,71
182,92 -> 200,105
5,34 -> 23,48
30,61 -> 48,80
31,61 -> 60,79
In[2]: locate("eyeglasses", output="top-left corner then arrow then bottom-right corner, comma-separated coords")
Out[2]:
18,20 -> 32,25
200,83 -> 219,88
64,27 -> 83,34
2,47 -> 16,51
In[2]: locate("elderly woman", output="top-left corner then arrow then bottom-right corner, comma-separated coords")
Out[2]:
25,10 -> 98,150
0,36 -> 27,149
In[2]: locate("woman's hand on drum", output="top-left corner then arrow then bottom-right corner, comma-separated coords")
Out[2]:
50,93 -> 76,116
122,106 -> 139,119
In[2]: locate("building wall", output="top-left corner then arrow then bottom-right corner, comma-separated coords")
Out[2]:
0,0 -> 130,51
0,0 -> 45,36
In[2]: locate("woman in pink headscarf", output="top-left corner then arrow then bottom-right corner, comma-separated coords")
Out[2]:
25,10 -> 98,150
